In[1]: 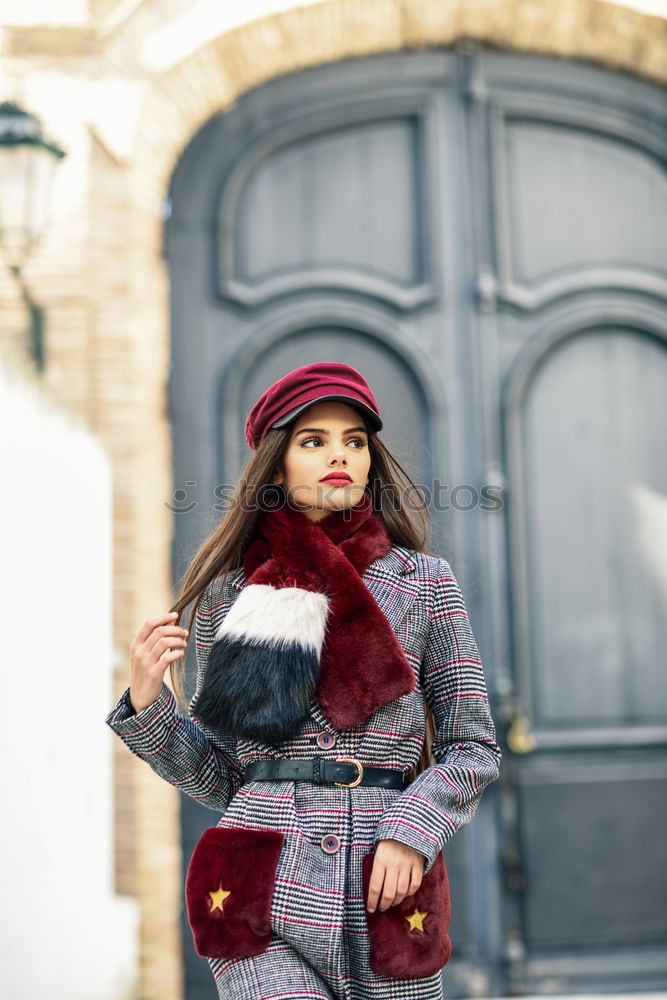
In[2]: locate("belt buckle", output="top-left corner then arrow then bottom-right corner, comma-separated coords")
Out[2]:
334,757 -> 364,788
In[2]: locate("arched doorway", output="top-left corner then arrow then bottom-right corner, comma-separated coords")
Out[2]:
167,46 -> 667,998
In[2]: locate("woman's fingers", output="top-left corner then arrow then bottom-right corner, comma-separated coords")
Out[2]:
408,866 -> 423,896
153,640 -> 187,663
367,859 -> 385,913
368,861 -> 401,912
146,630 -> 189,662
378,868 -> 398,910
132,611 -> 180,648
367,861 -> 424,912
393,867 -> 412,906
131,612 -> 188,664
128,612 -> 190,714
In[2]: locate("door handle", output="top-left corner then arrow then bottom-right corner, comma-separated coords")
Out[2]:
506,705 -> 536,754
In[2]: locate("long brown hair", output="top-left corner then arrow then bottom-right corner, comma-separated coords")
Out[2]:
169,420 -> 437,780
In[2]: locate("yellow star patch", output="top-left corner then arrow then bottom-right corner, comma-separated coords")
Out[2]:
208,885 -> 231,914
405,908 -> 428,932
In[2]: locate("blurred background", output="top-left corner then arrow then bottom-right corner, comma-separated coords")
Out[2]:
1,1 -> 666,999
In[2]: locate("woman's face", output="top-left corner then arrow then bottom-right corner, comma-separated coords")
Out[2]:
273,400 -> 372,522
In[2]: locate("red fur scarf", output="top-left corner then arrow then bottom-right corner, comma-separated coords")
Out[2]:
192,491 -> 415,743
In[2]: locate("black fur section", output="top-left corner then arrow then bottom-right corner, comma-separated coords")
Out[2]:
193,635 -> 321,744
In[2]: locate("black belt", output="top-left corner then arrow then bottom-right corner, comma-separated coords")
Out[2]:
243,757 -> 407,790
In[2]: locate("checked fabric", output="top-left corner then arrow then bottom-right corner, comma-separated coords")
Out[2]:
106,546 -> 502,1000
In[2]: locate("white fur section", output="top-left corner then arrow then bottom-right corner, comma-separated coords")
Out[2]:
214,584 -> 330,651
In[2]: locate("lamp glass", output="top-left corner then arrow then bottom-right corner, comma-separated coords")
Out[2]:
0,142 -> 59,269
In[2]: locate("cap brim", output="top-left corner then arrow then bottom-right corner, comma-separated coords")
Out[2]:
270,394 -> 382,432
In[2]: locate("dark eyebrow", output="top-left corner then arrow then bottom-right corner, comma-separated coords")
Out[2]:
295,426 -> 367,435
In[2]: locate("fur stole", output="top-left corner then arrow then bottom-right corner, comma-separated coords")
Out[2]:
192,491 -> 415,743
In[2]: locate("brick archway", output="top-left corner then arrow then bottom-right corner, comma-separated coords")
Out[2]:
141,0 -> 667,198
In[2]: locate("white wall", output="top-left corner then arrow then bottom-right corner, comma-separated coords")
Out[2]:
0,355 -> 138,1000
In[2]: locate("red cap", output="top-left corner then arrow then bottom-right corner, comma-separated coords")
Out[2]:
245,362 -> 382,450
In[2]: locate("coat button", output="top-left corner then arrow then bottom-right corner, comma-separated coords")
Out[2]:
320,833 -> 341,854
316,731 -> 336,749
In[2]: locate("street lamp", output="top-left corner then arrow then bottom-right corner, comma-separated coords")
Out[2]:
0,101 -> 66,375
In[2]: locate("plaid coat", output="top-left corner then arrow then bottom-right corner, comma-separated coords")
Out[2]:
106,546 -> 502,999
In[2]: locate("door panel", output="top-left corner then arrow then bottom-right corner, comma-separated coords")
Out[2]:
519,327 -> 667,730
215,96 -> 439,310
231,120 -> 422,285
506,124 -> 667,281
485,49 -> 667,994
520,758 -> 667,949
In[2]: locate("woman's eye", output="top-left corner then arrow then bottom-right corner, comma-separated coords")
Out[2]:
301,437 -> 365,448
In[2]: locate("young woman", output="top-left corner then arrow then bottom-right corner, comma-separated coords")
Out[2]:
106,361 -> 502,1000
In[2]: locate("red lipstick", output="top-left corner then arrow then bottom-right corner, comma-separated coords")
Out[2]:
319,472 -> 353,484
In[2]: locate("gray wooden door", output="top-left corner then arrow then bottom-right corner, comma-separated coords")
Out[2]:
166,47 -> 667,999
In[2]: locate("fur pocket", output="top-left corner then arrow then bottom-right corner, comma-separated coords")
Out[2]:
362,849 -> 452,978
185,826 -> 284,959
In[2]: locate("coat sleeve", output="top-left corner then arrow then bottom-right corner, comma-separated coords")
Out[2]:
104,583 -> 245,811
373,558 -> 502,875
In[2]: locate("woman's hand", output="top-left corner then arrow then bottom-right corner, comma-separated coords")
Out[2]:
129,611 -> 189,713
367,839 -> 424,912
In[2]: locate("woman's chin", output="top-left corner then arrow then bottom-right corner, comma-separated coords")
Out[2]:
289,486 -> 364,517
315,487 -> 362,507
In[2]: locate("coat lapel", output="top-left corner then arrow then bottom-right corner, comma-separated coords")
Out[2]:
360,547 -> 421,631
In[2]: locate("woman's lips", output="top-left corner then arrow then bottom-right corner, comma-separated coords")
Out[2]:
319,475 -> 352,484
